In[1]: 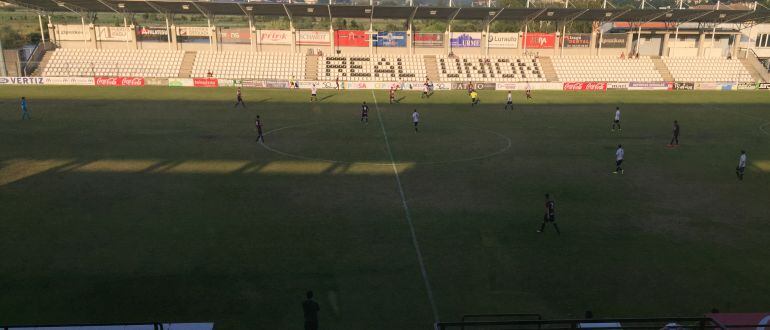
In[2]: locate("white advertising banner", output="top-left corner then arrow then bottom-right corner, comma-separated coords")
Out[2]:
495,82 -> 562,90
488,33 -> 519,48
55,24 -> 90,41
43,77 -> 95,85
177,26 -> 210,37
168,78 -> 195,87
259,30 -> 291,45
297,31 -> 331,45
96,26 -> 129,41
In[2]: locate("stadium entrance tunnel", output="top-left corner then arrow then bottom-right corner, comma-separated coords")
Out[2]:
0,158 -> 416,187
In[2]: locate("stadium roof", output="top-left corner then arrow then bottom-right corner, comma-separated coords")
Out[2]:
6,0 -> 770,23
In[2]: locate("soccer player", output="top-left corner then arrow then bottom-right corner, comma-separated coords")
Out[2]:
412,109 -> 420,132
389,87 -> 396,104
614,144 -> 624,174
537,193 -> 560,234
525,82 -> 532,99
470,90 -> 479,106
504,91 -> 513,110
736,150 -> 747,181
302,291 -> 320,330
360,102 -> 369,125
611,107 -> 621,132
668,120 -> 680,146
467,82 -> 474,95
310,84 -> 318,102
20,96 -> 30,120
335,76 -> 340,90
234,87 -> 246,108
421,83 -> 429,99
255,115 -> 264,143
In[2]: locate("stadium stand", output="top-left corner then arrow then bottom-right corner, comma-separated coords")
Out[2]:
317,55 -> 427,81
42,49 -> 183,77
662,57 -> 754,82
551,56 -> 663,82
437,56 -> 546,82
192,51 -> 306,80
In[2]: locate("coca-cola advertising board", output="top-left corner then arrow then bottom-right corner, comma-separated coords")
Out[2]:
563,82 -> 607,91
335,30 -> 369,47
193,78 -> 219,88
94,77 -> 145,87
297,31 -> 330,45
259,30 -> 290,45
524,33 -> 555,49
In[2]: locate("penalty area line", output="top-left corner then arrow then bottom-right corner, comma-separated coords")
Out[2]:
370,90 -> 440,323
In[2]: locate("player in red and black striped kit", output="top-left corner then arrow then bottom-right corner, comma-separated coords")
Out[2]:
255,115 -> 264,142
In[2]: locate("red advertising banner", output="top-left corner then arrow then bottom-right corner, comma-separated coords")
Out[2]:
523,33 -> 556,49
563,82 -> 607,91
335,30 -> 369,47
193,78 -> 219,88
94,76 -> 145,87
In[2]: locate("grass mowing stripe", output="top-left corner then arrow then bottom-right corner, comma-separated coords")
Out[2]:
371,90 -> 440,323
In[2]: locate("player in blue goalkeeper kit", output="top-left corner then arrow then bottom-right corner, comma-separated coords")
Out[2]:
21,97 -> 30,120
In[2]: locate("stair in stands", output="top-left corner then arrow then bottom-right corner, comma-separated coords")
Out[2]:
424,55 -> 438,82
305,55 -> 319,80
537,57 -> 559,82
178,51 -> 197,78
739,58 -> 766,82
652,58 -> 674,82
31,51 -> 53,77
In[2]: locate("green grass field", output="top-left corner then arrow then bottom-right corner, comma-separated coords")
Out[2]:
1,86 -> 769,329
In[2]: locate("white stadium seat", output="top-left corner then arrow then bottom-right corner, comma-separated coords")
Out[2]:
42,48 -> 183,78
437,55 -> 546,82
551,56 -> 662,82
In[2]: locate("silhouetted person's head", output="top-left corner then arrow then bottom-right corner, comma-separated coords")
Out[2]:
306,291 -> 314,299
21,97 -> 25,100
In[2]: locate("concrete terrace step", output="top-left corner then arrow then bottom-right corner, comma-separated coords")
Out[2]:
305,55 -> 319,80
652,58 -> 674,82
424,55 -> 438,82
178,51 -> 196,78
538,57 -> 559,82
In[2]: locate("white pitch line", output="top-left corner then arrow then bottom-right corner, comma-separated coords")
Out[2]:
371,90 -> 440,323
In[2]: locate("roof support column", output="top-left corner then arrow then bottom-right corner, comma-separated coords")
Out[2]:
81,16 -> 87,46
661,32 -> 669,56
697,31 -> 705,57
635,23 -> 642,56
48,15 -> 57,45
625,31 -> 633,55
38,14 -> 47,47
248,14 -> 256,52
89,21 -> 97,49
484,18 -> 490,56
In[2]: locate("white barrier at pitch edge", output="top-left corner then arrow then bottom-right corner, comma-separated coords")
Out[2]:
0,77 -> 758,90
0,76 -> 95,85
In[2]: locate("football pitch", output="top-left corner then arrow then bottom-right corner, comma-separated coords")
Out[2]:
1,86 -> 769,329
